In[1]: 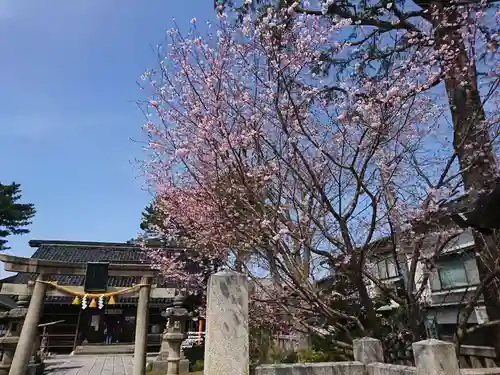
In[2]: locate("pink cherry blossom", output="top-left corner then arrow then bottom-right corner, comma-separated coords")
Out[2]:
138,5 -> 499,347
174,148 -> 190,158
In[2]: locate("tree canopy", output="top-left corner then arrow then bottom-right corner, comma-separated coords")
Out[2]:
0,183 -> 35,251
137,0 -> 498,359
140,202 -> 164,237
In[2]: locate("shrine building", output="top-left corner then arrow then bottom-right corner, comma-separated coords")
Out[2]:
0,239 -> 204,355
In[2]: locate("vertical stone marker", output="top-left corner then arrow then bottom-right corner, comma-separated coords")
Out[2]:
204,271 -> 249,375
412,339 -> 460,375
353,337 -> 384,365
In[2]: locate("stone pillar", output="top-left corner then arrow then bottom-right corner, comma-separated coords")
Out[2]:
178,350 -> 189,374
8,275 -> 47,375
353,337 -> 384,364
412,339 -> 460,375
204,271 -> 248,375
133,277 -> 151,375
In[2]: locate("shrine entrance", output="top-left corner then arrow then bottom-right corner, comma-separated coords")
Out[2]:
79,307 -> 136,344
0,254 -> 176,375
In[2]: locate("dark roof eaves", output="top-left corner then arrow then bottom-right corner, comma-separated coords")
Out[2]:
29,239 -> 188,250
0,295 -> 18,309
29,240 -> 141,248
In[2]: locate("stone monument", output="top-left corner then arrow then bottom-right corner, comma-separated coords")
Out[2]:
413,339 -> 460,375
203,271 -> 249,375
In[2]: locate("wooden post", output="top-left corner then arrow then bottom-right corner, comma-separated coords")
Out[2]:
72,308 -> 83,351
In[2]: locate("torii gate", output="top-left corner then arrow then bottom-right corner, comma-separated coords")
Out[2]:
0,254 -> 175,375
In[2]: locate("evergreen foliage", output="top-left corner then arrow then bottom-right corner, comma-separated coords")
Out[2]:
0,182 -> 35,251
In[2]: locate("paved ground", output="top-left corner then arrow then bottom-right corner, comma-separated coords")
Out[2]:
45,356 -> 154,375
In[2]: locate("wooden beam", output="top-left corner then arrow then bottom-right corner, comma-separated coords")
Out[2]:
0,254 -> 157,277
0,283 -> 176,299
38,320 -> 65,327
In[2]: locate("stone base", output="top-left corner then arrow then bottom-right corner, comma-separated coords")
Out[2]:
151,360 -> 168,374
179,359 -> 189,373
25,361 -> 44,375
152,351 -> 168,373
73,344 -> 135,355
151,358 -> 190,374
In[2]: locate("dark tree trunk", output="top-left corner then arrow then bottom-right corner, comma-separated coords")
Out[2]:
350,255 -> 379,335
433,4 -> 500,356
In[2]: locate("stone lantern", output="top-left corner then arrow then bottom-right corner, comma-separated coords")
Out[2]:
0,294 -> 40,375
153,294 -> 189,375
0,309 -> 22,375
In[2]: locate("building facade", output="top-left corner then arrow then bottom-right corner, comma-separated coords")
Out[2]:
0,239 -> 203,354
367,229 -> 488,343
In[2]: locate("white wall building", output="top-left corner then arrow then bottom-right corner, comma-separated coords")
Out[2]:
366,229 -> 487,341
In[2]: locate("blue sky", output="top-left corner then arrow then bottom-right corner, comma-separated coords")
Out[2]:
0,0 -> 216,267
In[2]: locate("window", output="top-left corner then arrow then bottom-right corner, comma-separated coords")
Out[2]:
439,260 -> 468,289
377,257 -> 399,279
431,256 -> 480,291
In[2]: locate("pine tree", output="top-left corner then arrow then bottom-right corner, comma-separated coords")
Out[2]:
139,203 -> 162,236
0,183 -> 35,251
140,201 -> 192,243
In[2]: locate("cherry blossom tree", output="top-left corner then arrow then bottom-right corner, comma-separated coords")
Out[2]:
213,0 -> 500,353
137,7 -> 498,358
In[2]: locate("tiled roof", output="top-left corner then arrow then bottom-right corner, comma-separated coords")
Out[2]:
30,243 -> 150,264
10,241 -> 179,292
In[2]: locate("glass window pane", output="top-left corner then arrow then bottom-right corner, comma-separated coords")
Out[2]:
387,258 -> 398,278
429,268 -> 441,290
464,257 -> 480,285
439,261 -> 468,289
378,260 -> 388,279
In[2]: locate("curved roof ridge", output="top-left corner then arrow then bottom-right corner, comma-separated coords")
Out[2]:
29,239 -> 141,248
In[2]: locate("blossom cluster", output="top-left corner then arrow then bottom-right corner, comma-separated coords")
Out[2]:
138,3 -> 498,335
